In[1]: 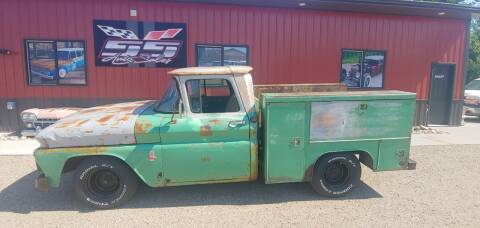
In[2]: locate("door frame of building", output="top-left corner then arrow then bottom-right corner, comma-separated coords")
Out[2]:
427,63 -> 456,126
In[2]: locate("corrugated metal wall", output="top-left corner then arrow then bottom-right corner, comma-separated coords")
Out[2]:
0,0 -> 468,130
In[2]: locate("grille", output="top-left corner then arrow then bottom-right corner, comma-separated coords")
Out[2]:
34,118 -> 58,129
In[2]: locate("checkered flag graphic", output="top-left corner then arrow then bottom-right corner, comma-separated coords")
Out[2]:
97,25 -> 139,40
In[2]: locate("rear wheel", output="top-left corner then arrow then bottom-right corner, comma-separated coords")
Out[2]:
310,153 -> 361,197
73,157 -> 138,209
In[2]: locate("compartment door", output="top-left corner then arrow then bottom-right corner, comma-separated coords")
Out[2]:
265,102 -> 306,183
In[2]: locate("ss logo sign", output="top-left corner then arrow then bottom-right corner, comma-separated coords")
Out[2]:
99,39 -> 183,65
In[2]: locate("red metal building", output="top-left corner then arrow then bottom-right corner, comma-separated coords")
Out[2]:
0,0 -> 479,131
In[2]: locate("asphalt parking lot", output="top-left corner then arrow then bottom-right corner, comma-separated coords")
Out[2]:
0,144 -> 479,227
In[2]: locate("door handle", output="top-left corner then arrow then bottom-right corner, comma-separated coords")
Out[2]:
228,120 -> 246,128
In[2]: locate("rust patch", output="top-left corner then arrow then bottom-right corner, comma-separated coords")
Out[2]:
200,156 -> 210,162
396,150 -> 408,168
312,112 -> 337,128
253,83 -> 347,97
209,119 -> 221,125
79,107 -> 103,114
55,119 -> 83,129
117,115 -> 131,122
303,164 -> 314,181
39,146 -> 108,155
134,121 -> 153,133
75,119 -> 89,127
250,143 -> 259,180
269,176 -> 296,182
200,125 -> 212,136
97,114 -> 115,124
117,106 -> 138,112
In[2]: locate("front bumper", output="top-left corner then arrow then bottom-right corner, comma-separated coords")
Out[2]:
34,173 -> 50,192
21,129 -> 39,137
464,106 -> 480,116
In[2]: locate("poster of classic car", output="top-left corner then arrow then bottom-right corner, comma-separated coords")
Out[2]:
340,50 -> 385,88
26,40 -> 86,85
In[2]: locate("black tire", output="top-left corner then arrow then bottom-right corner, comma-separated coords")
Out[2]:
310,153 -> 361,198
73,157 -> 138,209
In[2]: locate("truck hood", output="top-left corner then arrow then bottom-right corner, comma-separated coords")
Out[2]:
35,100 -> 155,149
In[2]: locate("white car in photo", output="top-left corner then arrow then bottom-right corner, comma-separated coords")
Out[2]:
464,78 -> 480,117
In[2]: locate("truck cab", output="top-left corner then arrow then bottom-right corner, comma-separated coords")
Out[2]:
147,66 -> 258,184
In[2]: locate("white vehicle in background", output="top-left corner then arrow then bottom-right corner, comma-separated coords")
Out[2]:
20,107 -> 81,137
464,78 -> 480,117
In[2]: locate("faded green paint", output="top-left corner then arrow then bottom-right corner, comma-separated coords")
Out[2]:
263,102 -> 307,183
34,84 -> 415,189
34,106 -> 253,188
261,90 -> 416,184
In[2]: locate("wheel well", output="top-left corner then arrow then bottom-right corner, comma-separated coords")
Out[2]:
62,155 -> 135,174
62,156 -> 84,173
304,151 -> 374,181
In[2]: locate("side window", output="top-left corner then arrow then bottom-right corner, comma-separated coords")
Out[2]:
186,79 -> 240,113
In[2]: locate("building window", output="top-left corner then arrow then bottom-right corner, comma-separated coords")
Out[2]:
196,44 -> 248,66
340,49 -> 385,88
25,40 -> 87,85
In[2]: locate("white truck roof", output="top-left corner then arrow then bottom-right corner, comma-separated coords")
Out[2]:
168,66 -> 252,76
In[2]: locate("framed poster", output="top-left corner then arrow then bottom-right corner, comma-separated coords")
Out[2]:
93,20 -> 187,68
340,49 -> 386,89
25,40 -> 87,85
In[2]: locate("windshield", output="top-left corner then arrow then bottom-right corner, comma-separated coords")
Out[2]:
155,79 -> 180,113
466,80 -> 480,90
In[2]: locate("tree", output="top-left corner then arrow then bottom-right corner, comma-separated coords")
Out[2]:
467,21 -> 480,83
420,0 -> 480,83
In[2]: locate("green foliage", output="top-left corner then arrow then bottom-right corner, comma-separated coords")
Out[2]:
420,0 -> 480,83
342,51 -> 362,64
467,21 -> 480,83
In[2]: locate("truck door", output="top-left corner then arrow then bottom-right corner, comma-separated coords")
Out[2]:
161,77 -> 252,184
265,102 -> 306,183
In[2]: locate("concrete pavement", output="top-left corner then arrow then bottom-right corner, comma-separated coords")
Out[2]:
411,117 -> 480,146
1,145 -> 480,227
0,137 -> 39,156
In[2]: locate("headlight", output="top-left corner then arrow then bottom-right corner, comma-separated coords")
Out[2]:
21,113 -> 37,123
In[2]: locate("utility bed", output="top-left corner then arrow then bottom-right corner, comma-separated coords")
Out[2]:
259,90 -> 416,183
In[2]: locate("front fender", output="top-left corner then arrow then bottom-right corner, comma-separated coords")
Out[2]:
34,144 -> 161,188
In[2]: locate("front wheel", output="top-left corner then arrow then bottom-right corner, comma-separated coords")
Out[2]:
73,157 -> 138,209
310,153 -> 361,197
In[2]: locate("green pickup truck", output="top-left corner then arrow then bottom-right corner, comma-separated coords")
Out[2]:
34,66 -> 416,209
